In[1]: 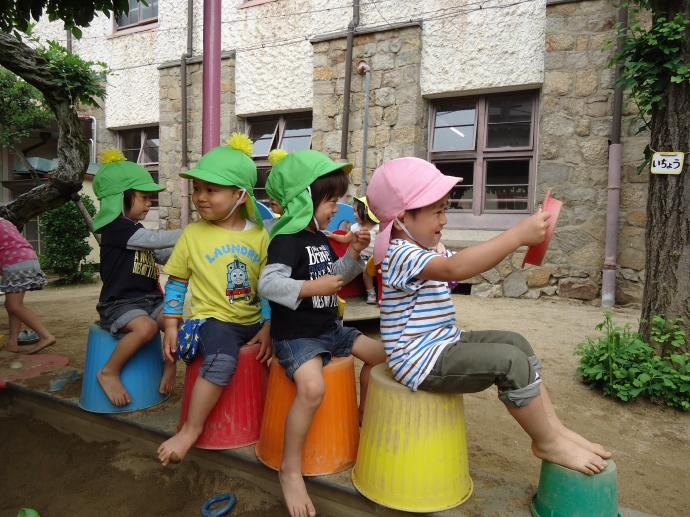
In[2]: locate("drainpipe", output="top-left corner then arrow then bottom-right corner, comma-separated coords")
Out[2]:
340,0 -> 360,160
180,0 -> 193,228
601,4 -> 628,308
357,60 -> 371,196
202,0 -> 222,154
86,116 -> 96,162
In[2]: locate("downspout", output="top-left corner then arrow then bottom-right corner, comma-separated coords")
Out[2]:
202,0 -> 222,154
357,60 -> 371,195
180,0 -> 193,228
87,116 -> 96,162
340,0 -> 360,160
601,4 -> 628,308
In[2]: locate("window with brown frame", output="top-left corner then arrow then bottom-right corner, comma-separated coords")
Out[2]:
119,126 -> 160,208
116,0 -> 158,30
247,113 -> 313,202
429,91 -> 539,230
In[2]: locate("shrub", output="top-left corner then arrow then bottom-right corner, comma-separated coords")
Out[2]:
575,313 -> 690,411
39,194 -> 96,284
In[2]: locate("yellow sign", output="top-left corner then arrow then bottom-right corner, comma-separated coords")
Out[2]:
651,152 -> 685,174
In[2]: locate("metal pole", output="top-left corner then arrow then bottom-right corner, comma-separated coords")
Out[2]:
202,0 -> 222,154
357,61 -> 371,196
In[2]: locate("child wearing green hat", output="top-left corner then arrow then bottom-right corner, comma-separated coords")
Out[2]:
157,134 -> 272,467
258,149 -> 386,517
325,196 -> 380,304
93,149 -> 181,407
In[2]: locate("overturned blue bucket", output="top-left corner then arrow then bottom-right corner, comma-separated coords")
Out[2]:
79,323 -> 169,413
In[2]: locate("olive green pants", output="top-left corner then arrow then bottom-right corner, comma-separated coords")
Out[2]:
417,330 -> 542,407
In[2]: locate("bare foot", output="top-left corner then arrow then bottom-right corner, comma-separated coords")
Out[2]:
159,360 -> 177,394
532,435 -> 608,476
279,468 -> 316,517
96,368 -> 131,407
27,335 -> 56,355
157,427 -> 198,466
556,425 -> 612,459
3,342 -> 20,353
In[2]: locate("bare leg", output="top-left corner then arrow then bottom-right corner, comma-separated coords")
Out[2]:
4,292 -> 55,354
350,335 -> 387,421
362,271 -> 374,291
156,312 -> 177,394
507,393 -> 608,475
97,316 -> 158,407
4,310 -> 22,353
539,381 -> 612,459
280,357 -> 324,517
158,375 -> 222,466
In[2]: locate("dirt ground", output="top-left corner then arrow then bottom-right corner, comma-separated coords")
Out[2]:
0,279 -> 688,517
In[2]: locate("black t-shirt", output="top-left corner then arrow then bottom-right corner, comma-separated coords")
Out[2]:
267,230 -> 339,339
99,218 -> 161,302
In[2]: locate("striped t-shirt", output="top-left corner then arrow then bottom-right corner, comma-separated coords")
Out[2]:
380,239 -> 462,390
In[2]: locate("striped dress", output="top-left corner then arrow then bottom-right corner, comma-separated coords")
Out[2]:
380,239 -> 462,390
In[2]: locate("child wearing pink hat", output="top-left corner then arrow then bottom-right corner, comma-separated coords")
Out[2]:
366,157 -> 611,476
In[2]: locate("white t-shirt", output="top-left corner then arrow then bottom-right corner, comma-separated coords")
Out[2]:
380,239 -> 462,390
350,223 -> 378,258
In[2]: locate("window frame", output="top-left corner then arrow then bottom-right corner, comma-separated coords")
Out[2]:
246,113 -> 313,202
429,90 -> 539,230
114,0 -> 158,32
118,126 -> 160,213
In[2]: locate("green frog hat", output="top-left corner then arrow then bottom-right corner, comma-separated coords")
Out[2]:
180,133 -> 262,226
265,149 -> 353,238
92,149 -> 165,232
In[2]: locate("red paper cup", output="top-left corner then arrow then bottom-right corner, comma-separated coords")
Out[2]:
522,190 -> 562,268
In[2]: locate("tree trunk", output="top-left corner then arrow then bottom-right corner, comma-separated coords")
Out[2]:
0,34 -> 89,228
640,0 -> 690,354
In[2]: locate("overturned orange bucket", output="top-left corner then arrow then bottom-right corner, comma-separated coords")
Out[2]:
255,355 -> 359,475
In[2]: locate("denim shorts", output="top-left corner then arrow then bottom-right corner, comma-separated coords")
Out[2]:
273,322 -> 361,379
198,318 -> 262,386
97,295 -> 164,338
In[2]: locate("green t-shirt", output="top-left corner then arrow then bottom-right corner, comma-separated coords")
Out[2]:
165,219 -> 269,324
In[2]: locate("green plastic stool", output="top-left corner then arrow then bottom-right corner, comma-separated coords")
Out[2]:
17,510 -> 40,517
531,459 -> 621,517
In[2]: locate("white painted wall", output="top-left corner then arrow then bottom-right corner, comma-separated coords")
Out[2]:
32,0 -> 545,124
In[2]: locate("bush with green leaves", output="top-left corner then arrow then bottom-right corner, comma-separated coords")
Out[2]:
575,313 -> 690,411
39,194 -> 97,285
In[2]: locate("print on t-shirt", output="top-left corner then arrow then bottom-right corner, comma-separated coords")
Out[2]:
226,256 -> 252,304
306,244 -> 337,309
133,250 -> 157,280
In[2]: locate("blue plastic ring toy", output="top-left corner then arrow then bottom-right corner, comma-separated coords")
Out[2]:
201,493 -> 236,517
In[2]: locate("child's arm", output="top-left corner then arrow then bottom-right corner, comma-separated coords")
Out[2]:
323,230 -> 352,243
162,276 -> 188,362
259,265 -> 344,309
127,228 -> 182,251
417,210 -> 551,282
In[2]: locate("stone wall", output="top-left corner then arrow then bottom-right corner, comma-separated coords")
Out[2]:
311,26 -> 427,194
158,55 -> 240,229
464,0 -> 649,304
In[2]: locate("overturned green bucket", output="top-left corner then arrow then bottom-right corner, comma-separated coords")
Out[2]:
531,459 -> 621,517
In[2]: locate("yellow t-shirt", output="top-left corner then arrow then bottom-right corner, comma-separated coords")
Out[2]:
164,219 -> 269,324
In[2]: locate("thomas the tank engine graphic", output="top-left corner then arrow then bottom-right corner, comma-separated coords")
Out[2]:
226,257 -> 251,303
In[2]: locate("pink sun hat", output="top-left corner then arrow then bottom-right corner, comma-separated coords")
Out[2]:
367,157 -> 461,264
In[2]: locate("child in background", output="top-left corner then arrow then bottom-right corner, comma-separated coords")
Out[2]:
367,157 -> 611,476
258,149 -> 386,517
157,134 -> 271,466
325,196 -> 379,304
93,150 -> 181,407
0,217 -> 55,354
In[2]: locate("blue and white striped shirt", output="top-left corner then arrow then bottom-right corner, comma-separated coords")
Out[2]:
380,240 -> 462,390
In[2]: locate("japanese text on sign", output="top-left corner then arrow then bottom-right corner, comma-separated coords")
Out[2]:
651,152 -> 685,175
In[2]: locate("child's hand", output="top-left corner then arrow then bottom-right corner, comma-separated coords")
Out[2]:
350,230 -> 371,254
163,326 -> 178,363
315,274 -> 344,295
323,231 -> 334,238
514,209 -> 551,247
248,323 -> 272,363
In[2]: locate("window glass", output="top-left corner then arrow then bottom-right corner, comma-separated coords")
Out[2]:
281,117 -> 312,153
121,129 -> 141,162
117,0 -> 157,28
484,160 -> 529,211
435,162 -> 474,210
250,119 -> 279,156
486,98 -> 532,148
432,105 -> 475,150
143,127 -> 159,164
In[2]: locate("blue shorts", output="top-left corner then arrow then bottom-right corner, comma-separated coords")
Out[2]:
198,318 -> 262,386
272,322 -> 361,379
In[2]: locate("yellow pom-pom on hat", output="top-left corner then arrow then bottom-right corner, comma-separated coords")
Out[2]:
226,133 -> 254,157
268,148 -> 288,166
101,148 -> 126,164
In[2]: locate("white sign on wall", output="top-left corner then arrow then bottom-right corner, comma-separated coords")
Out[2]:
651,152 -> 685,175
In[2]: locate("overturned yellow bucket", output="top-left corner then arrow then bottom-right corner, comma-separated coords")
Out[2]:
352,364 -> 473,512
